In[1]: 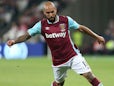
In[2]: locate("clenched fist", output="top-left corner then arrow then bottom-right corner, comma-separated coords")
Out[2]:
97,36 -> 105,45
7,40 -> 15,46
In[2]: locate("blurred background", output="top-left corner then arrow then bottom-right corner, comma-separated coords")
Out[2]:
0,0 -> 114,59
0,0 -> 114,86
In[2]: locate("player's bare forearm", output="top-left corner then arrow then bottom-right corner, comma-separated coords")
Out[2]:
78,25 -> 99,39
78,25 -> 105,44
7,32 -> 31,46
14,32 -> 31,44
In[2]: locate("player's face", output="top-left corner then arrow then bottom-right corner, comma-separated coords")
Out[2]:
43,7 -> 57,23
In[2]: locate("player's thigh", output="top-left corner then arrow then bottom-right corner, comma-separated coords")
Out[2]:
52,66 -> 68,83
71,55 -> 91,74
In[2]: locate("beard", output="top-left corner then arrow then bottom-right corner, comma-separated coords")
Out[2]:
48,17 -> 56,23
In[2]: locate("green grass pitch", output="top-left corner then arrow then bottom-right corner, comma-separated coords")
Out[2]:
0,55 -> 114,86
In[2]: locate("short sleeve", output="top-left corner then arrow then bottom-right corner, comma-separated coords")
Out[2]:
67,16 -> 80,30
27,21 -> 41,36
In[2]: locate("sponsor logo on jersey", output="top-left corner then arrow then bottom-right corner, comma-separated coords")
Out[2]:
59,23 -> 66,32
45,32 -> 66,38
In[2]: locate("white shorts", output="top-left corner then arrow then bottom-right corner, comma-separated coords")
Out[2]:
52,54 -> 91,83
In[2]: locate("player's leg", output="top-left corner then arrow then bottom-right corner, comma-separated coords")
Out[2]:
81,72 -> 103,86
51,81 -> 64,86
51,66 -> 68,86
71,55 -> 103,86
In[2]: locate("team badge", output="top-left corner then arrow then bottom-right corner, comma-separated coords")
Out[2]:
45,27 -> 50,30
59,23 -> 66,32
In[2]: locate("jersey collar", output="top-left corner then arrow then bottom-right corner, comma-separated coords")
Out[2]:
47,15 -> 59,24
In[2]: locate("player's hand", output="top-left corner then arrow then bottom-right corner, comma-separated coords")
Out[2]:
7,40 -> 15,46
97,36 -> 105,45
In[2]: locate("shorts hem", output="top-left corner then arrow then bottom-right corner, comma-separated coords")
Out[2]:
77,70 -> 92,74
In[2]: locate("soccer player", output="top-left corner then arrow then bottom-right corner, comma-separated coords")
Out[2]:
7,1 -> 105,86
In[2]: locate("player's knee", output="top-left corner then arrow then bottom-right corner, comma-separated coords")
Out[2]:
81,72 -> 95,82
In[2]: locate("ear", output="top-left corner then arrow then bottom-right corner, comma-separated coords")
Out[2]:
43,9 -> 45,14
43,10 -> 46,16
55,8 -> 57,13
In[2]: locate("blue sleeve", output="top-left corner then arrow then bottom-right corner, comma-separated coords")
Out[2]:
27,21 -> 41,36
67,16 -> 80,30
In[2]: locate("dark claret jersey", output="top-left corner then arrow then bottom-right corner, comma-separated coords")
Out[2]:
28,16 -> 80,66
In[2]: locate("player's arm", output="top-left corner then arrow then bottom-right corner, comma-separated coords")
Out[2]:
78,25 -> 105,44
7,32 -> 31,46
67,16 -> 105,44
7,21 -> 41,47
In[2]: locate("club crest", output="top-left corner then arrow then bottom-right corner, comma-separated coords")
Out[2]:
59,24 -> 66,32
